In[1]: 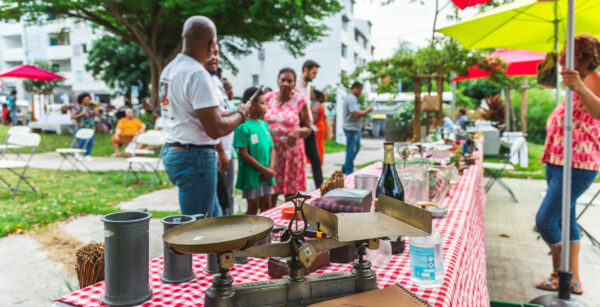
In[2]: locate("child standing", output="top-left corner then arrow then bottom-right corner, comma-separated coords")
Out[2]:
234,87 -> 276,215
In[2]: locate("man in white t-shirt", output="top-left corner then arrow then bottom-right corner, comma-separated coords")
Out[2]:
295,60 -> 323,190
160,16 -> 249,217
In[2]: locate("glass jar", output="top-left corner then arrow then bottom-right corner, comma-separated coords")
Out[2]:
428,167 -> 449,205
395,155 -> 429,206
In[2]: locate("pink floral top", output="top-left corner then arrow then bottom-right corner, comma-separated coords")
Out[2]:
264,91 -> 307,194
541,93 -> 600,171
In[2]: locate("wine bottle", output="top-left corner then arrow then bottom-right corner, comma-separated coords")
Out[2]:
376,142 -> 405,201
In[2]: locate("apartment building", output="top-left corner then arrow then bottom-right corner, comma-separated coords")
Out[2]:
0,17 -> 111,104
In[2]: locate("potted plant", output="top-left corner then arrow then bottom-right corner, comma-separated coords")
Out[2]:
385,101 -> 414,142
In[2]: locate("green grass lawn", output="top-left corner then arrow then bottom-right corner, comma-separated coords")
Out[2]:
484,142 -> 546,180
0,168 -> 170,237
324,139 -> 346,154
0,125 -> 117,157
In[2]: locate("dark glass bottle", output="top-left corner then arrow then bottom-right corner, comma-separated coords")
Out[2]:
376,142 -> 405,201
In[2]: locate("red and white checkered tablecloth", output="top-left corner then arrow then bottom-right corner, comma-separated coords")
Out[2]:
56,157 -> 488,307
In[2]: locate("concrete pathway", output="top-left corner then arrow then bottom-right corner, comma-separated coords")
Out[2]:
0,235 -> 76,306
6,152 -> 164,171
485,178 -> 600,306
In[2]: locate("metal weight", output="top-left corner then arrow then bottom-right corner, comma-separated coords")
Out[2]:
160,215 -> 198,284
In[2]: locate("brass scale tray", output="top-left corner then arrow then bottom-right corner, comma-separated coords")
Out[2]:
163,195 -> 432,257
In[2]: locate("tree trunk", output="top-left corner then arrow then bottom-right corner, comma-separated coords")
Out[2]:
521,79 -> 529,137
149,58 -> 163,108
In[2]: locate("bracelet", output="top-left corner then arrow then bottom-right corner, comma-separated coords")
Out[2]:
235,110 -> 246,123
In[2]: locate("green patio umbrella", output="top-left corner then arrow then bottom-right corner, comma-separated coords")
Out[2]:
437,0 -> 600,53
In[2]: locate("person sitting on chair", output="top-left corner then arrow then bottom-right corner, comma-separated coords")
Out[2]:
111,109 -> 145,157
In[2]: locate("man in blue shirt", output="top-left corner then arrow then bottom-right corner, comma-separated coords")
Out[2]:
7,90 -> 17,125
457,108 -> 468,129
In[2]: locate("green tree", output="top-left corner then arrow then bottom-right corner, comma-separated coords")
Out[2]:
1,0 -> 342,105
85,35 -> 150,99
22,59 -> 62,94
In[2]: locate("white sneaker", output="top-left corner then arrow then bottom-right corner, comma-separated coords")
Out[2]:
84,155 -> 93,162
75,153 -> 83,161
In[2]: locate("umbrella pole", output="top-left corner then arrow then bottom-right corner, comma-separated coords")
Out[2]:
558,0 -> 575,299
530,1 -> 588,305
555,1 -> 562,107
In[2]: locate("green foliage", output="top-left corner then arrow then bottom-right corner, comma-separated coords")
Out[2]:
86,35 -> 150,98
22,59 -> 62,94
362,37 -> 486,95
0,168 -> 168,237
0,0 -> 342,103
461,79 -> 503,104
391,101 -> 415,127
510,86 -> 557,144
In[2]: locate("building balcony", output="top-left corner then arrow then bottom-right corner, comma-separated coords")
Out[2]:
44,20 -> 71,36
0,22 -> 23,36
2,48 -> 25,62
46,45 -> 72,60
57,72 -> 73,85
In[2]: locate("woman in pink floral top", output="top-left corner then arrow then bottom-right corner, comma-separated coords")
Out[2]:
536,34 -> 600,295
264,68 -> 312,203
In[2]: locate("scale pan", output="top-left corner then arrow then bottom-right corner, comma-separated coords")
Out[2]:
163,215 -> 274,254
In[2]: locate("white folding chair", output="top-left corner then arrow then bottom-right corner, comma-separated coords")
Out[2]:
55,128 -> 95,173
482,138 -> 524,203
0,126 -> 32,160
123,130 -> 165,187
0,133 -> 41,199
124,130 -> 161,156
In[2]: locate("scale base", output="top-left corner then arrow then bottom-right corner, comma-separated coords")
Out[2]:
204,260 -> 377,307
530,294 -> 589,307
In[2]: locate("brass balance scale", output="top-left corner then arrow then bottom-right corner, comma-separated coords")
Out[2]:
162,193 -> 433,307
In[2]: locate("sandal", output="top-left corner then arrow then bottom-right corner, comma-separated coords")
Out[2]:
571,282 -> 583,295
535,271 -> 558,292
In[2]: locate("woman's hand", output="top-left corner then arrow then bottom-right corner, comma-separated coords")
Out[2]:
286,130 -> 298,147
562,68 -> 585,93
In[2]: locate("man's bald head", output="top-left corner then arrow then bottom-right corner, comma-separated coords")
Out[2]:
182,16 -> 217,63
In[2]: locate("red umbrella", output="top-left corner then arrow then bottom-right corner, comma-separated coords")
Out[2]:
0,64 -> 65,81
452,48 -> 546,82
452,0 -> 493,10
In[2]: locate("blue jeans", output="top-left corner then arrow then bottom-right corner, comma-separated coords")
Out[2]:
162,145 -> 222,218
77,134 -> 94,156
341,129 -> 361,175
9,108 -> 17,124
536,164 -> 597,244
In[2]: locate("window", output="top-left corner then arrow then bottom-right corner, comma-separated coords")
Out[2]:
52,63 -> 60,71
371,46 -> 375,56
49,32 -> 70,46
342,15 -> 349,32
252,74 -> 259,86
82,43 -> 87,53
341,44 -> 347,58
355,31 -> 360,43
354,52 -> 359,65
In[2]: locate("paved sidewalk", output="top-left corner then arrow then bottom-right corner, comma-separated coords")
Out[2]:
5,152 -> 164,171
486,178 -> 600,305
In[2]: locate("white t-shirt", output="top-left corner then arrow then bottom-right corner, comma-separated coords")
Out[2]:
159,54 -> 220,145
212,74 -> 234,160
295,77 -> 316,130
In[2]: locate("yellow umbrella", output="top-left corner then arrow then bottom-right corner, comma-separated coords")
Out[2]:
438,0 -> 600,52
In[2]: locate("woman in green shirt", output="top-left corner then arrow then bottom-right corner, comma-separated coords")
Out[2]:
234,87 -> 276,215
